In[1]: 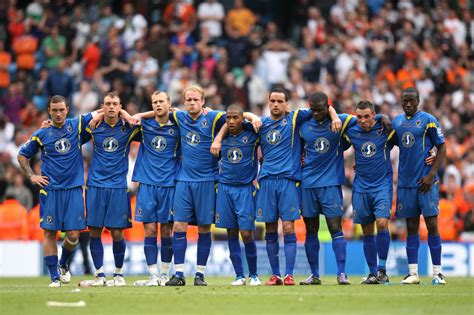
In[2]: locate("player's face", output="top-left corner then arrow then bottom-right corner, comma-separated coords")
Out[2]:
401,92 -> 419,116
355,108 -> 376,131
48,102 -> 69,126
310,101 -> 328,122
268,92 -> 287,118
102,96 -> 122,119
226,110 -> 243,134
184,90 -> 204,116
152,93 -> 170,118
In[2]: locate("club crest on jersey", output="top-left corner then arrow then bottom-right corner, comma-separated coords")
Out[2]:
281,119 -> 288,126
54,138 -> 71,154
151,136 -> 167,151
242,136 -> 248,144
377,128 -> 383,136
103,137 -> 119,152
314,137 -> 330,153
257,208 -> 263,217
168,128 -> 175,135
401,131 -> 415,148
201,119 -> 209,128
361,141 -> 376,157
415,120 -> 422,127
215,213 -> 220,223
185,132 -> 200,146
46,215 -> 52,224
266,129 -> 281,145
397,203 -> 403,212
227,147 -> 243,163
136,208 -> 142,216
66,125 -> 73,133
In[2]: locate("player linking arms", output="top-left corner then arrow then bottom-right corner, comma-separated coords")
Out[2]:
211,105 -> 262,286
343,101 -> 396,284
17,95 -> 101,287
132,91 -> 178,287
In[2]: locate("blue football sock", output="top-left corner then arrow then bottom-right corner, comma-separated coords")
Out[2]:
228,236 -> 244,278
428,234 -> 442,266
331,231 -> 346,276
244,240 -> 257,276
406,234 -> 420,264
284,233 -> 297,276
376,230 -> 390,270
363,235 -> 377,275
113,239 -> 126,269
196,232 -> 211,276
59,246 -> 74,268
90,236 -> 104,273
265,232 -> 280,276
45,255 -> 59,281
160,237 -> 173,264
173,231 -> 187,277
304,233 -> 320,277
144,237 -> 158,266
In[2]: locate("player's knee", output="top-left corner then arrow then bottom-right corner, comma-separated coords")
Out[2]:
303,217 -> 319,234
425,216 -> 439,235
173,222 -> 187,232
144,224 -> 157,237
326,217 -> 342,235
44,229 -> 57,240
282,221 -> 295,234
305,224 -> 318,235
65,231 -> 80,243
160,224 -> 173,238
376,219 -> 389,231
110,229 -> 124,241
406,218 -> 420,235
265,222 -> 278,233
240,230 -> 253,243
198,224 -> 211,234
227,228 -> 239,238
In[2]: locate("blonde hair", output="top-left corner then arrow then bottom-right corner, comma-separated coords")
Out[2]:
182,85 -> 205,101
152,90 -> 171,102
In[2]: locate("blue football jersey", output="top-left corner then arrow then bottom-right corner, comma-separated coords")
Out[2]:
300,114 -> 353,188
19,114 -> 93,189
132,118 -> 180,187
393,111 -> 445,188
343,120 -> 396,192
258,109 -> 312,181
84,120 -> 139,188
219,129 -> 259,185
172,110 -> 226,181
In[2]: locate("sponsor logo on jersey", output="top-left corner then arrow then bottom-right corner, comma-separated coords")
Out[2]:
401,131 -> 415,148
314,137 -> 330,153
185,132 -> 200,146
54,138 -> 71,154
103,137 -> 119,152
361,141 -> 377,157
151,136 -> 167,151
266,129 -> 281,145
227,147 -> 243,163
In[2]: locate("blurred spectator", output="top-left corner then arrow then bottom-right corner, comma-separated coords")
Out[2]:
119,2 -> 148,52
12,24 -> 38,72
0,192 -> 28,240
163,0 -> 196,34
132,49 -> 159,91
197,0 -> 225,39
81,37 -> 101,80
72,80 -> 99,115
42,25 -> 66,69
45,60 -> 74,100
0,42 -> 11,93
5,173 -> 33,211
225,0 -> 256,37
1,83 -> 27,124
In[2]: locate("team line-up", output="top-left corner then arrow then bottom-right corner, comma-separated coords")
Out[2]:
17,84 -> 447,287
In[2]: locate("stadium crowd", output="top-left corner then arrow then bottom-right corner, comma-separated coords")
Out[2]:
0,0 -> 473,242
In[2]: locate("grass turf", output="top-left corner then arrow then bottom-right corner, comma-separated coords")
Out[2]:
0,276 -> 472,315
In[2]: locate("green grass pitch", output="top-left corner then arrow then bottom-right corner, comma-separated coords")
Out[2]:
0,276 -> 472,315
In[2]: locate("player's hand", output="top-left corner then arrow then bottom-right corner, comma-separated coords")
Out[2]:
89,116 -> 103,130
418,173 -> 435,193
381,114 -> 393,133
210,139 -> 221,157
251,117 -> 262,133
331,117 -> 342,132
425,150 -> 436,166
40,119 -> 52,129
124,114 -> 141,126
30,175 -> 49,187
202,107 -> 212,115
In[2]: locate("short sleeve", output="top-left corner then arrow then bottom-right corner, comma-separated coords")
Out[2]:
19,132 -> 42,158
426,115 -> 445,146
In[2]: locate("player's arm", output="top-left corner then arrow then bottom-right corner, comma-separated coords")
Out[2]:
17,137 -> 49,187
243,112 -> 262,132
419,142 -> 446,193
328,107 -> 342,132
211,123 -> 228,157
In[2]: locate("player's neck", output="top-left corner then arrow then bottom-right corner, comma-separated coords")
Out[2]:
105,116 -> 119,126
51,121 -> 65,128
188,110 -> 203,120
270,113 -> 284,120
229,127 -> 243,136
155,114 -> 169,125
